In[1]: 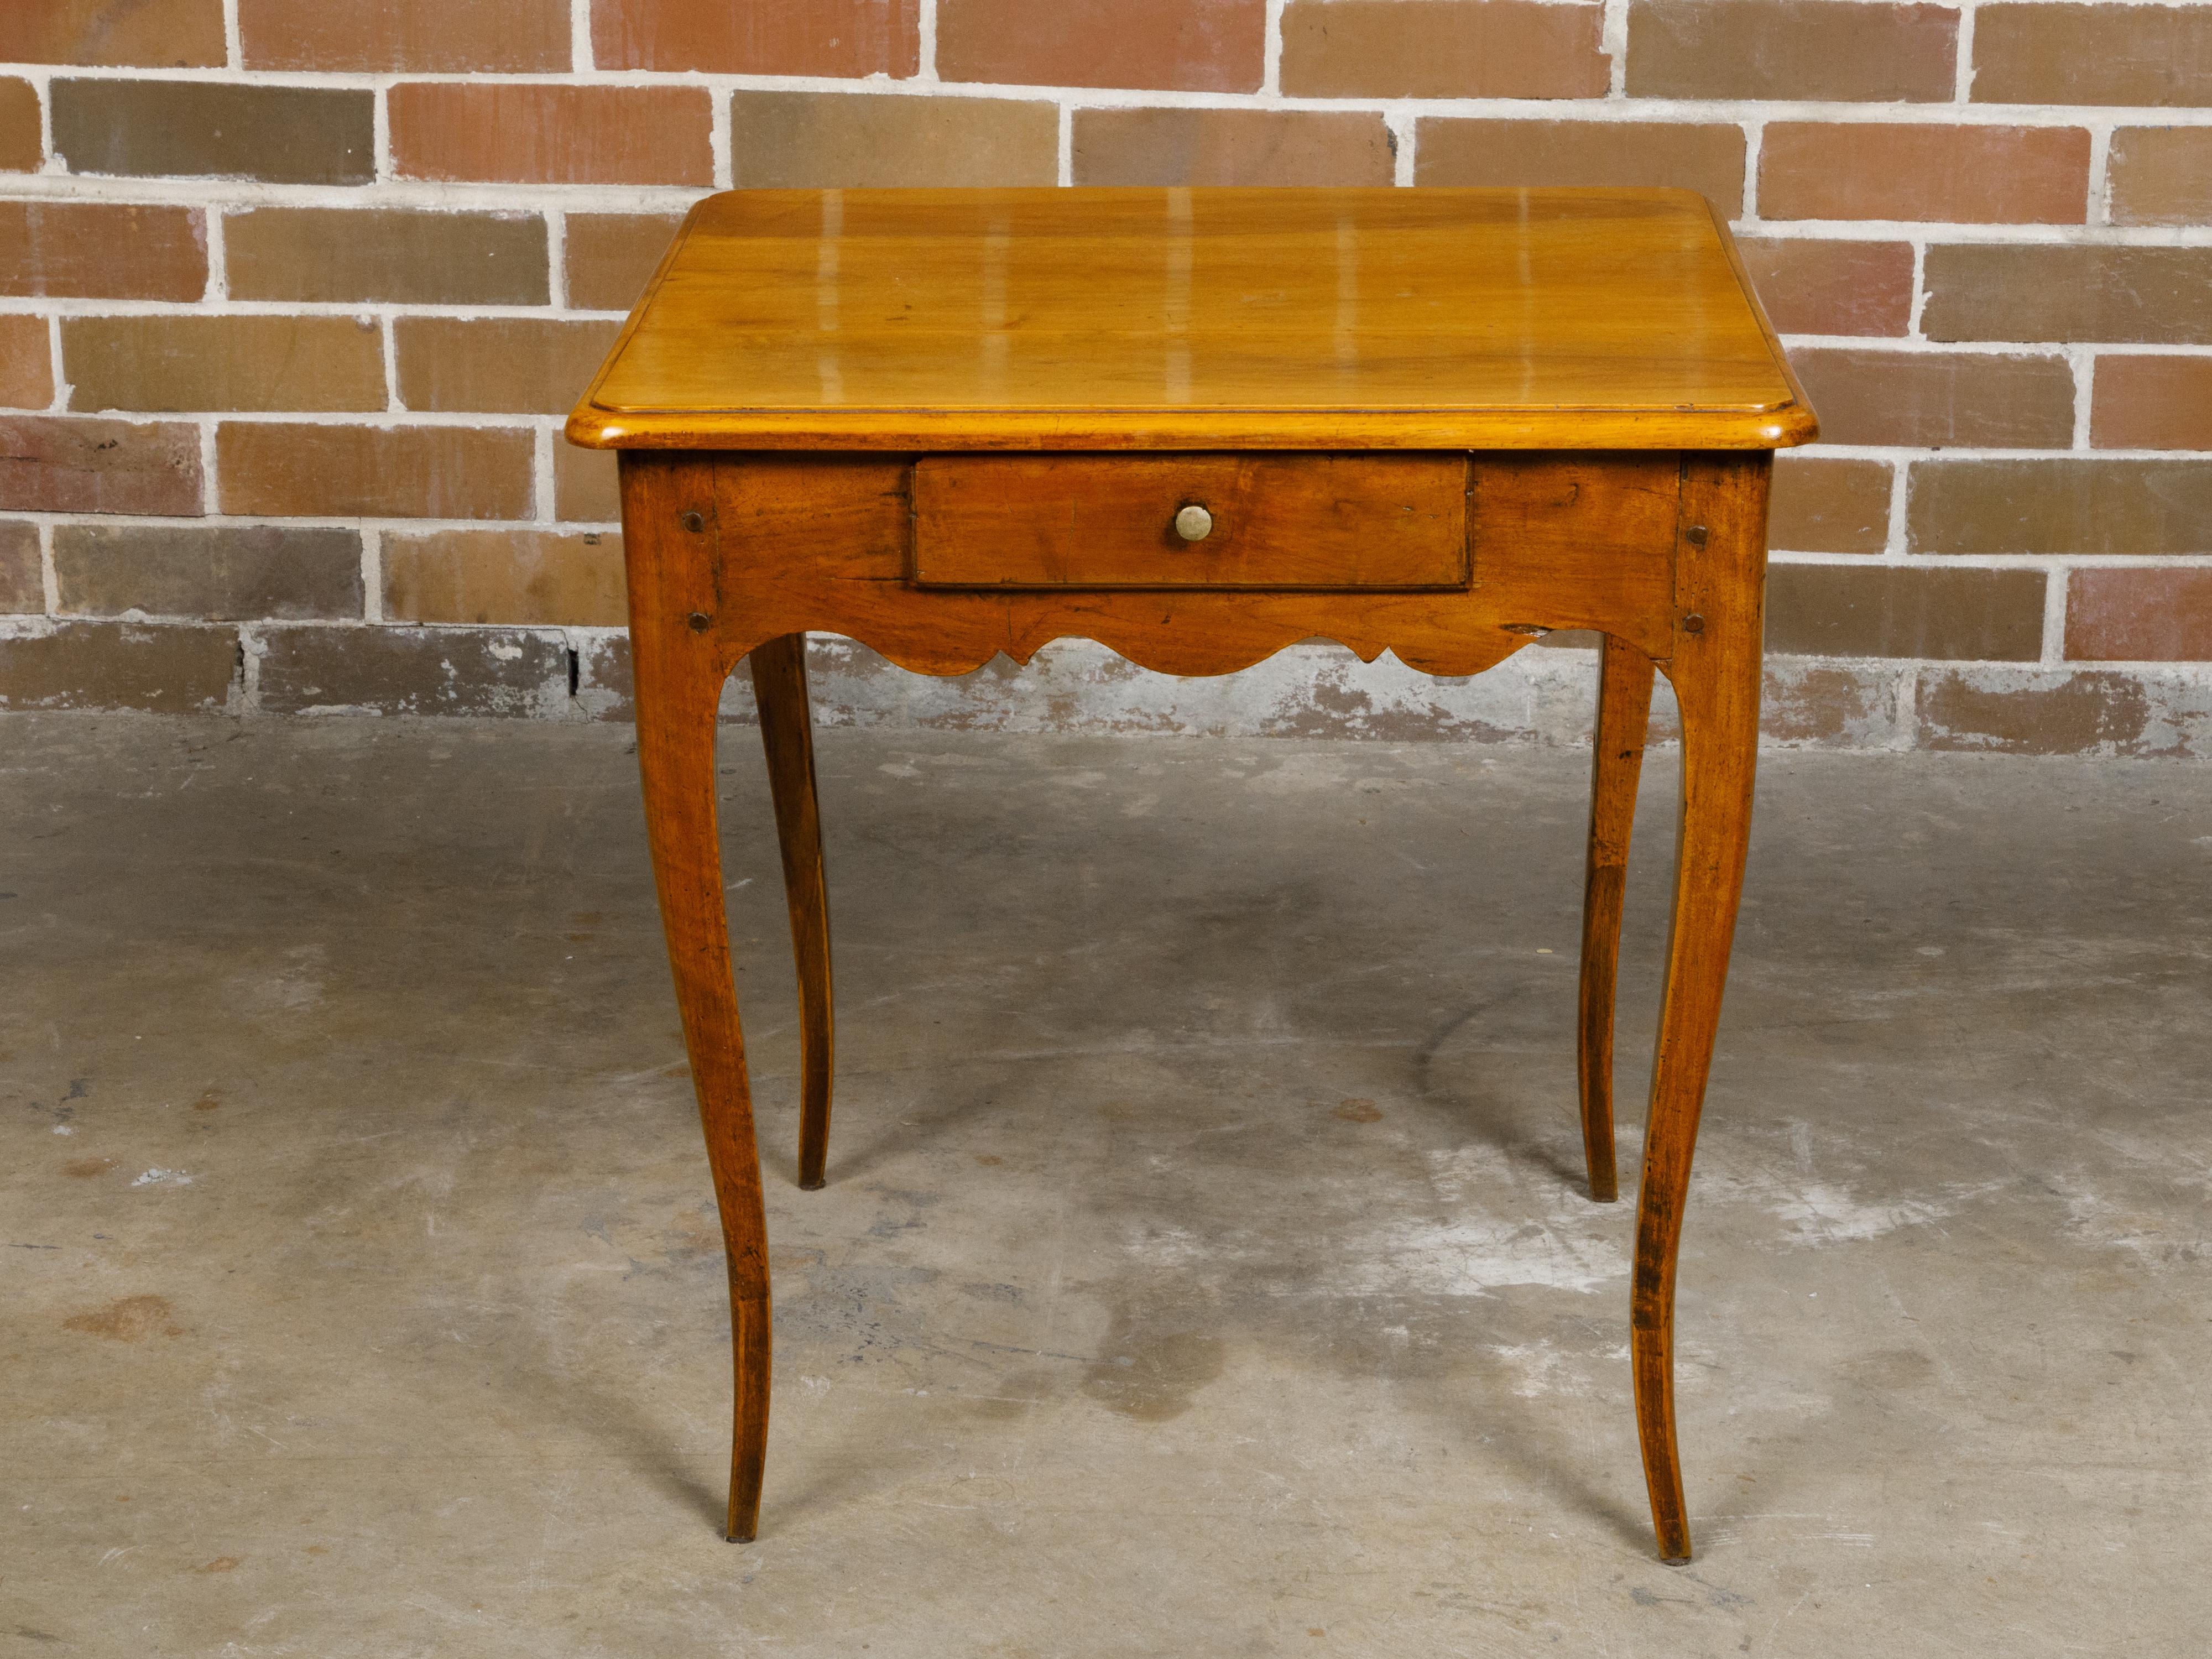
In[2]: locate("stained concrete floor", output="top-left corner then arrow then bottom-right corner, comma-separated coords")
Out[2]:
3,713 -> 2208,1658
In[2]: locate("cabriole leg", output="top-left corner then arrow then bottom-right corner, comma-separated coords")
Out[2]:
1578,635 -> 1656,1204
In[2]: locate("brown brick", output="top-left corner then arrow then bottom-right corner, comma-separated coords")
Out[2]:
258,625 -> 570,717
593,0 -> 920,76
1765,564 -> 2046,660
51,80 -> 374,185
0,620 -> 236,712
1973,3 -> 2212,107
1922,247 -> 2212,345
65,316 -> 389,414
1918,667 -> 2204,757
0,77 -> 39,171
574,632 -> 633,721
1413,119 -> 1746,214
383,529 -> 625,626
1760,658 -> 1911,747
395,319 -> 621,416
1769,455 -> 1891,554
1628,0 -> 1957,100
1735,238 -> 1913,337
0,519 -> 40,612
1072,108 -> 1394,186
729,91 -> 1057,188
555,445 -> 622,523
1908,458 -> 2212,556
1787,348 -> 2076,448
0,0 -> 223,67
217,425 -> 534,520
239,0 -> 570,71
390,84 -> 713,186
2090,356 -> 2212,451
0,315 -> 51,410
2107,128 -> 2212,228
0,416 -> 203,515
226,208 -> 549,306
2065,568 -> 2212,662
1758,123 -> 2088,224
565,212 -> 689,312
938,0 -> 1264,92
54,524 -> 362,620
1280,1 -> 1607,98
0,203 -> 207,300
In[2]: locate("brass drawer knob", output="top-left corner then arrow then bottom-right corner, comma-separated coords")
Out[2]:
1173,503 -> 1214,542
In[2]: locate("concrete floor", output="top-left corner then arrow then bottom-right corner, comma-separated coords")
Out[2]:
3,714 -> 2208,1658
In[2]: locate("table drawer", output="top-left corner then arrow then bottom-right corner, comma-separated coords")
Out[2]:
910,453 -> 1470,590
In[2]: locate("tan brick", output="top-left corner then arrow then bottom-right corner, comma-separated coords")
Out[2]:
593,0 -> 920,76
395,319 -> 622,416
1787,348 -> 2076,448
730,91 -> 1058,187
226,208 -> 549,306
1628,0 -> 1956,100
1922,247 -> 2212,345
1917,667 -> 2207,756
0,620 -> 236,712
54,524 -> 362,620
1768,455 -> 1890,554
1072,107 -> 1394,187
1735,238 -> 1913,337
565,212 -> 690,312
65,316 -> 389,414
239,0 -> 570,71
1908,458 -> 2212,555
0,315 -> 52,410
0,0 -> 224,67
51,80 -> 374,185
1413,119 -> 1746,213
1766,564 -> 2046,661
1280,1 -> 1607,99
939,0 -> 1264,92
0,416 -> 203,515
2065,568 -> 2212,662
259,625 -> 570,716
383,529 -> 625,626
0,203 -> 207,300
1973,3 -> 2212,107
390,84 -> 713,186
217,425 -> 535,520
0,77 -> 40,171
2107,128 -> 2212,228
1759,123 -> 2089,224
0,519 -> 40,612
2090,356 -> 2212,451
555,445 -> 623,523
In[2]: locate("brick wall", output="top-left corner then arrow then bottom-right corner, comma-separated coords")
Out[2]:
3,0 -> 2211,754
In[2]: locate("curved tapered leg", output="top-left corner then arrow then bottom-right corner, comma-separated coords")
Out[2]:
622,453 -> 771,1543
1578,636 -> 1656,1204
1632,455 -> 1768,1564
749,634 -> 836,1191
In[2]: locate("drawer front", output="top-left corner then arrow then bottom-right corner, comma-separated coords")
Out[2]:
910,452 -> 1470,590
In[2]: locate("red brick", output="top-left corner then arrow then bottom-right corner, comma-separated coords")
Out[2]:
1769,456 -> 1891,554
226,207 -> 550,306
2090,356 -> 2212,451
2107,128 -> 2212,228
64,316 -> 389,414
1413,119 -> 1746,215
390,84 -> 714,186
1735,238 -> 1913,337
0,0 -> 223,67
239,0 -> 568,70
1973,3 -> 2212,107
1280,1 -> 1608,99
1759,123 -> 2089,224
258,626 -> 570,717
1626,0 -> 1957,100
2065,568 -> 2212,662
0,315 -> 51,410
1907,458 -> 2212,555
217,425 -> 535,520
1765,564 -> 2046,660
54,524 -> 362,620
565,212 -> 690,312
382,529 -> 625,626
729,92 -> 1057,188
593,0 -> 920,76
938,0 -> 1265,93
1787,348 -> 2077,447
394,319 -> 623,415
0,77 -> 39,171
0,203 -> 207,300
51,80 -> 375,185
1072,107 -> 1394,187
0,620 -> 237,713
1922,247 -> 2212,345
0,518 -> 39,612
0,416 -> 203,515
555,446 -> 622,523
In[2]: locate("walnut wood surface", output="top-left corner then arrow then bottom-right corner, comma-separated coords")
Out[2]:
1578,635 -> 1656,1206
567,189 -> 1815,453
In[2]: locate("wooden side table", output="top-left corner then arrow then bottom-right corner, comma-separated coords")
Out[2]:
567,187 -> 1817,1563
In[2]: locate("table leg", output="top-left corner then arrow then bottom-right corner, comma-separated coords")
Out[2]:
1577,635 -> 1655,1204
625,456 -> 772,1542
749,635 -> 837,1191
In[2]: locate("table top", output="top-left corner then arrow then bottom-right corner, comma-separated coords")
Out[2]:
567,187 -> 1816,454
